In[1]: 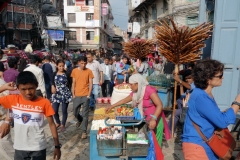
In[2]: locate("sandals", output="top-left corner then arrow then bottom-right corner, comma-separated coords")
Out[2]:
81,132 -> 87,139
56,124 -> 61,129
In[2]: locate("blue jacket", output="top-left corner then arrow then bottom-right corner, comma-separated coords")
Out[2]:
182,88 -> 236,159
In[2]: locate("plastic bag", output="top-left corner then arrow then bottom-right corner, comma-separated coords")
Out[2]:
134,108 -> 141,120
146,131 -> 156,160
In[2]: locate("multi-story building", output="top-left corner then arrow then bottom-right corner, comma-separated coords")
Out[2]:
127,0 -> 173,40
64,0 -> 114,51
172,0 -> 200,28
1,0 -> 34,46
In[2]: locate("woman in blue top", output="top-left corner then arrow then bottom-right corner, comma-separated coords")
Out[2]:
182,59 -> 240,160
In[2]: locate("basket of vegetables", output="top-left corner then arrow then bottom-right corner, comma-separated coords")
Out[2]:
115,104 -> 134,120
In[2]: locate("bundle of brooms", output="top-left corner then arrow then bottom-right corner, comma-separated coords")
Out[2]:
155,18 -> 213,137
122,38 -> 154,59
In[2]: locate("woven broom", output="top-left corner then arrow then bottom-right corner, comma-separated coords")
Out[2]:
122,38 -> 154,59
155,18 -> 213,137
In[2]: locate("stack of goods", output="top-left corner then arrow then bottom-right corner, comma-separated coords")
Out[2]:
97,97 -> 111,104
97,127 -> 123,140
111,84 -> 132,105
91,119 -> 121,130
115,104 -> 133,118
115,83 -> 131,90
126,131 -> 148,144
122,38 -> 154,59
93,108 -> 115,120
147,74 -> 174,88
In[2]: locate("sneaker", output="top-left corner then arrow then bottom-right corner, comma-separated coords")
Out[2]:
76,121 -> 81,128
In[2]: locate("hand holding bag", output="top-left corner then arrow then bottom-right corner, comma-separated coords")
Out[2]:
192,121 -> 236,160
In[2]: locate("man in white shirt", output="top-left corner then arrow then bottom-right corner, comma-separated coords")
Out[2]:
86,52 -> 103,110
24,55 -> 46,97
101,57 -> 113,97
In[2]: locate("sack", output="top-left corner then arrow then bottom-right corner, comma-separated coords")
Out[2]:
192,121 -> 236,160
111,86 -> 132,105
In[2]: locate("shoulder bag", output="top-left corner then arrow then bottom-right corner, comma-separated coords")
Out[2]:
191,120 -> 236,160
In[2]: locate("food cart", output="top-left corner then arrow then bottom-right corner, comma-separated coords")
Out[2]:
90,84 -> 149,160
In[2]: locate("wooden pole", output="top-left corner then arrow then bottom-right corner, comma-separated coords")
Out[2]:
171,64 -> 179,137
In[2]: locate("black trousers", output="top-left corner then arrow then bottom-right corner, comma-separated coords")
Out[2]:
14,149 -> 46,160
101,80 -> 112,97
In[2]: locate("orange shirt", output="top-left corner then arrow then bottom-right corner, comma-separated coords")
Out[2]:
71,68 -> 94,96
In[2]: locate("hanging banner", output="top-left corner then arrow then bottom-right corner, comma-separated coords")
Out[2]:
132,22 -> 140,34
76,0 -> 84,6
127,23 -> 132,33
102,3 -> 108,15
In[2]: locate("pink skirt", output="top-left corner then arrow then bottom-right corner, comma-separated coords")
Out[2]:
182,142 -> 209,160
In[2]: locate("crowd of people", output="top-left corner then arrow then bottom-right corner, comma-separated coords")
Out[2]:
0,47 -> 239,160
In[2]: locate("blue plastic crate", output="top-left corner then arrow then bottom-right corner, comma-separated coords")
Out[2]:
157,89 -> 172,108
97,138 -> 123,156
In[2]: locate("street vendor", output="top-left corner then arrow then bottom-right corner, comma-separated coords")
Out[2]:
106,73 -> 167,130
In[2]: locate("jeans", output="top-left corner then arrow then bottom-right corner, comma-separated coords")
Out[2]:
101,80 -> 112,97
168,98 -> 183,132
0,120 -> 14,160
89,84 -> 100,108
14,149 -> 46,160
73,96 -> 90,132
45,84 -> 51,100
0,36 -> 5,49
52,102 -> 69,126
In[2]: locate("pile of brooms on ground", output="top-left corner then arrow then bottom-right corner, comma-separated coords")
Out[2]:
123,18 -> 213,137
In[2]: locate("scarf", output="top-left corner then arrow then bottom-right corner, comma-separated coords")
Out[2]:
129,73 -> 149,117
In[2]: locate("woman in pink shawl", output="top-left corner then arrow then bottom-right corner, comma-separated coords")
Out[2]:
106,74 -> 171,141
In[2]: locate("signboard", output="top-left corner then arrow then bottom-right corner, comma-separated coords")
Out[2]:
74,6 -> 90,12
47,30 -> 64,41
94,36 -> 99,43
46,16 -> 62,28
76,0 -> 84,6
127,23 -> 132,32
132,22 -> 140,34
132,0 -> 141,8
102,3 -> 108,15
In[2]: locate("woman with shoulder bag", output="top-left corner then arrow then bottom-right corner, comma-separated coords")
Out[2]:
51,59 -> 72,132
182,59 -> 240,160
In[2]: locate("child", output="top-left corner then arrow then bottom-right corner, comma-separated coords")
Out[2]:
0,71 -> 61,160
119,62 -> 127,83
51,59 -> 72,132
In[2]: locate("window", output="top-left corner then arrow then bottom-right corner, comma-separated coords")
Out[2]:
208,11 -> 214,23
26,14 -> 33,24
145,30 -> 148,39
12,0 -> 24,4
69,31 -> 76,40
186,15 -> 199,28
145,12 -> 148,23
7,12 -> 12,22
86,13 -> 94,20
21,31 -> 29,40
67,0 -> 75,6
163,0 -> 168,12
86,31 -> 94,40
151,5 -> 157,20
68,13 -> 76,23
86,0 -> 94,6
14,13 -> 25,23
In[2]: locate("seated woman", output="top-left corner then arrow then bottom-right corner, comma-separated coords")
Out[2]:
182,59 -> 240,159
106,74 -> 171,144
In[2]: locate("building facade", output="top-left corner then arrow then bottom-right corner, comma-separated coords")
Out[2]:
172,0 -> 200,28
63,0 -> 114,51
